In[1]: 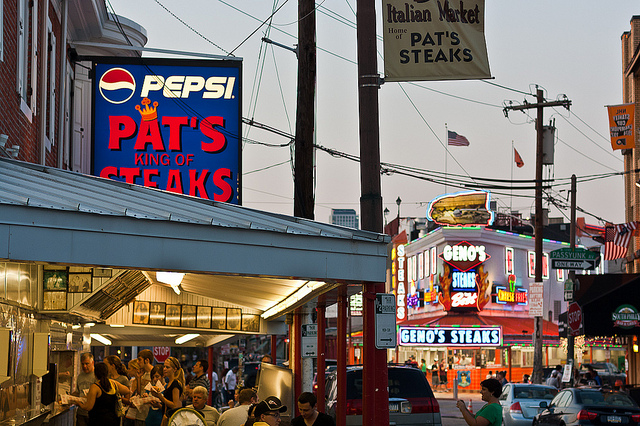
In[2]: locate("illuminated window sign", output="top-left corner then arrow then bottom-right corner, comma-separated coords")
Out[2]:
418,252 -> 424,279
406,286 -> 440,309
431,247 -> 437,276
505,247 -> 514,275
424,250 -> 430,276
92,58 -> 242,204
527,251 -> 550,280
398,326 -> 503,347
494,285 -> 528,305
556,268 -> 565,282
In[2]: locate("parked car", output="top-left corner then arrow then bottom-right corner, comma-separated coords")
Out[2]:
325,365 -> 441,425
533,388 -> 640,426
498,383 -> 559,426
579,363 -> 626,387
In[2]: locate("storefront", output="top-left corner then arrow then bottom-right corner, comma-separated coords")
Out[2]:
576,274 -> 639,383
0,157 -> 389,424
390,225 -> 574,390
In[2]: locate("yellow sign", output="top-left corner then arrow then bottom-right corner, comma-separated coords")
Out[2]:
382,0 -> 491,82
607,103 -> 635,150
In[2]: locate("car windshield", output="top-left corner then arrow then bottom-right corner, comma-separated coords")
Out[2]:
346,369 -> 434,399
578,391 -> 637,407
513,386 -> 558,399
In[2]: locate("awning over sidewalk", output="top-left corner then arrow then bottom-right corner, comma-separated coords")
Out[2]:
0,158 -> 390,343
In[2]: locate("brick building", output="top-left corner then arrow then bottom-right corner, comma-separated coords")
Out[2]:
0,0 -> 145,168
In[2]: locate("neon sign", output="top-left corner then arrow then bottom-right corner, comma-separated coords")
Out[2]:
494,285 -> 528,305
396,244 -> 406,321
527,251 -> 550,279
440,241 -> 491,272
398,326 -> 503,347
426,190 -> 495,227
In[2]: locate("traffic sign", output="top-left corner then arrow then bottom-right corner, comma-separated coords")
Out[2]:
375,294 -> 397,349
551,258 -> 599,270
568,302 -> 582,336
153,346 -> 171,364
301,324 -> 317,358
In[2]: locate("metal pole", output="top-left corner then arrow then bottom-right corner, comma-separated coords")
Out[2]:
532,88 -> 544,384
337,286 -> 348,426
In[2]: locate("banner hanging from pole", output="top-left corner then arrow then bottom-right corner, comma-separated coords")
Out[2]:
606,103 -> 635,150
382,0 -> 491,82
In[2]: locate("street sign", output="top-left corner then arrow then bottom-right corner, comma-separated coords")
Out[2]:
550,247 -> 599,260
301,324 -> 318,358
375,293 -> 397,349
550,248 -> 600,270
564,290 -> 573,302
551,259 -> 599,270
568,302 -> 582,336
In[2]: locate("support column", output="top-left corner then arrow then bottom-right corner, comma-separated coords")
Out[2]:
293,309 -> 302,416
337,285 -> 347,426
271,334 -> 277,364
363,281 -> 388,425
208,346 -> 214,405
317,297 -> 327,412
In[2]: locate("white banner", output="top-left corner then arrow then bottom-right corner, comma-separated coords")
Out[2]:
529,282 -> 543,317
382,0 -> 491,82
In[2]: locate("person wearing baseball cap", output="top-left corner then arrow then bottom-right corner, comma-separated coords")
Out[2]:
249,396 -> 287,426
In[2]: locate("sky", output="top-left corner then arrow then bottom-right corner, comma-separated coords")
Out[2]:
107,0 -> 638,228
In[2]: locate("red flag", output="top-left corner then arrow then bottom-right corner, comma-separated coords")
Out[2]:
514,148 -> 524,168
604,222 -> 638,260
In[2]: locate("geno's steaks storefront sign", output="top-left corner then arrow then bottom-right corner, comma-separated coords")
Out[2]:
92,58 -> 242,204
399,326 -> 502,347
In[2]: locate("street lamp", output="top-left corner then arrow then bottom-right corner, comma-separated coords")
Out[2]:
396,197 -> 402,220
383,207 -> 390,225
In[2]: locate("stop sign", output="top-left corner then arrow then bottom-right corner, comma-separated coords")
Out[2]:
153,346 -> 171,364
568,302 -> 582,335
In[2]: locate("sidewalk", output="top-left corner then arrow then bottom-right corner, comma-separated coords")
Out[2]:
432,388 -> 484,401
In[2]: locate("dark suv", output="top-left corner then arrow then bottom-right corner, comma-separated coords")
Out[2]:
325,365 -> 441,425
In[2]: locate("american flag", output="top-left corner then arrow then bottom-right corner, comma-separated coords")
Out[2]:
604,222 -> 638,260
447,130 -> 470,146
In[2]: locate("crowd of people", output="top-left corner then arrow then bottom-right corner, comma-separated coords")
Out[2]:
68,351 -> 335,426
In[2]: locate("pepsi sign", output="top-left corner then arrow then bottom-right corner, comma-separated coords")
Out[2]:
92,58 -> 242,204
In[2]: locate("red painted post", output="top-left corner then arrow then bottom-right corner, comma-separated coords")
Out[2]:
337,285 -> 347,426
317,298 -> 327,412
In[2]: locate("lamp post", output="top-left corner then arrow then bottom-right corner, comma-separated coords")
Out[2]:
396,197 -> 402,220
383,207 -> 390,226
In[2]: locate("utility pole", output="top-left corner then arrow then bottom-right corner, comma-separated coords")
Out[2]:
356,1 -> 389,426
293,0 -> 316,220
567,174 -> 577,375
504,88 -> 571,384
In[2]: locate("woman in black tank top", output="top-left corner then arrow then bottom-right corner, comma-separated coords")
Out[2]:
80,362 -> 132,426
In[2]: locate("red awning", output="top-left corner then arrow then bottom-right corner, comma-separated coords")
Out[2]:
401,313 -> 558,336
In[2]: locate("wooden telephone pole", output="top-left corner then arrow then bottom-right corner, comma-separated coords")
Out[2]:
504,88 -> 571,383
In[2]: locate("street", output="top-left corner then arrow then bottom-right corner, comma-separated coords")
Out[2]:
438,394 -> 484,426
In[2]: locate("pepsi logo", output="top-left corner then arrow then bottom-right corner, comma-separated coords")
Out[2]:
99,68 -> 136,104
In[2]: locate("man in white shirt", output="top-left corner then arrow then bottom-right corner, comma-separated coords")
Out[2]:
223,367 -> 238,404
217,389 -> 256,426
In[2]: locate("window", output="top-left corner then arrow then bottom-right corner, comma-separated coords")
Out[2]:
553,300 -> 561,322
17,0 -> 38,119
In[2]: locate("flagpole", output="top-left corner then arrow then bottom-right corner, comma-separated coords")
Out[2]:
510,141 -> 514,217
445,123 -> 449,193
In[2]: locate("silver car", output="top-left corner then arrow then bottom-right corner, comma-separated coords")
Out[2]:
498,383 -> 558,426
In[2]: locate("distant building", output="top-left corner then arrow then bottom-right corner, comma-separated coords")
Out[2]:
330,209 -> 359,229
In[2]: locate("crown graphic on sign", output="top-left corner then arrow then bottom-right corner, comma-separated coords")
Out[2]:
135,98 -> 159,121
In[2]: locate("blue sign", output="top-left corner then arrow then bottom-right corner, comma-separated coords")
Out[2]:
92,58 -> 242,204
